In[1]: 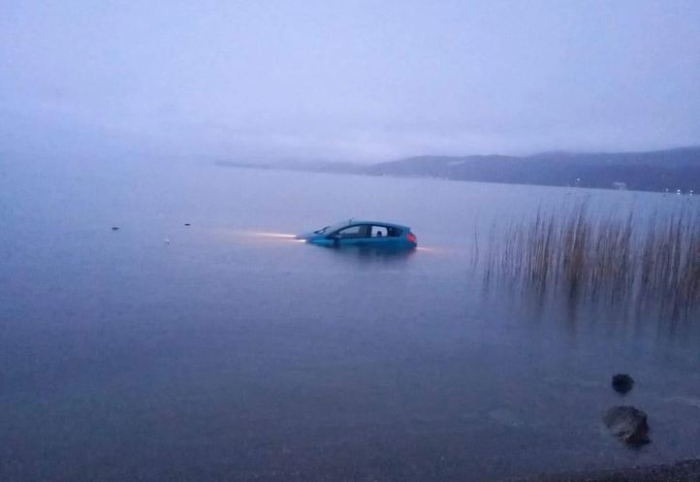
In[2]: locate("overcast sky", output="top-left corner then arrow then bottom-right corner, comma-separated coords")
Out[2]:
2,0 -> 699,161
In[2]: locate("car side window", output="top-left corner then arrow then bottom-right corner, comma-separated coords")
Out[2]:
335,225 -> 370,239
387,227 -> 402,237
371,226 -> 388,237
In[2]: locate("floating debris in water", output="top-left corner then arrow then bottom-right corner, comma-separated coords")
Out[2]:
111,227 -> 119,231
184,223 -> 191,226
164,238 -> 170,245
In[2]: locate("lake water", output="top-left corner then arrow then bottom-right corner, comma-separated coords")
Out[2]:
1,158 -> 699,482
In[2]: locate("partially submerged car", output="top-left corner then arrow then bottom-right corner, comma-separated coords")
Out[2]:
297,220 -> 417,249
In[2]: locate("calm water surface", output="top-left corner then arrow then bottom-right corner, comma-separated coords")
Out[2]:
1,158 -> 699,481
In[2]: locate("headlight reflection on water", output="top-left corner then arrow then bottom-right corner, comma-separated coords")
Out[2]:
246,231 -> 298,239
209,228 -> 303,245
236,230 -> 306,244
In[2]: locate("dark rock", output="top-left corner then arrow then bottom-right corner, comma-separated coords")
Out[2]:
184,223 -> 191,226
603,406 -> 650,445
612,374 -> 634,394
111,227 -> 120,231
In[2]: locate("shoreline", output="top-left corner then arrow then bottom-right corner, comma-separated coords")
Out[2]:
501,460 -> 700,482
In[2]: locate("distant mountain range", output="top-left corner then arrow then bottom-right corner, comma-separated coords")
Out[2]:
216,146 -> 700,193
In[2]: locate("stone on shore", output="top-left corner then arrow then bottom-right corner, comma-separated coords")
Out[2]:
603,405 -> 650,445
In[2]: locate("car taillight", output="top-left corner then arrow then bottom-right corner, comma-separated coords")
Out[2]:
406,232 -> 417,244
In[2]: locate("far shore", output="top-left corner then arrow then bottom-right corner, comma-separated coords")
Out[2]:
214,145 -> 700,194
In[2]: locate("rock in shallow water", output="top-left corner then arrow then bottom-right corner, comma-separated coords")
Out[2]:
603,405 -> 650,445
612,374 -> 634,394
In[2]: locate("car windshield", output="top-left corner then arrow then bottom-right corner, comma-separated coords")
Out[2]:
314,221 -> 351,234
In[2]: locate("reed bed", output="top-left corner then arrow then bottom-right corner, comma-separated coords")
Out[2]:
476,202 -> 700,320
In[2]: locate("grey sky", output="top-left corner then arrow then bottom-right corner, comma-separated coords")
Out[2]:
2,0 -> 699,161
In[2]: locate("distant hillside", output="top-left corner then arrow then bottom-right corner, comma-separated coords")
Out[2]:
367,147 -> 700,192
215,147 -> 700,193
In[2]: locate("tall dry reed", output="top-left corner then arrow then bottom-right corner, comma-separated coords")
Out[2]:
479,202 -> 700,319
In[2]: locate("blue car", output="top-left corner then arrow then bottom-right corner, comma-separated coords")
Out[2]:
297,220 -> 417,249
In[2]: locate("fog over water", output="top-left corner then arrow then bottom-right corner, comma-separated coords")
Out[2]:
2,0 -> 700,161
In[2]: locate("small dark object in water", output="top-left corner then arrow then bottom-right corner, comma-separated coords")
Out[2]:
612,374 -> 634,394
603,406 -> 650,445
111,227 -> 119,231
184,223 -> 191,226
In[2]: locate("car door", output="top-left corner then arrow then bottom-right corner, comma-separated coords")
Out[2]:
332,224 -> 371,246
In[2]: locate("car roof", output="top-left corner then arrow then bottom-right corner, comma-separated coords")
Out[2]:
336,219 -> 410,230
